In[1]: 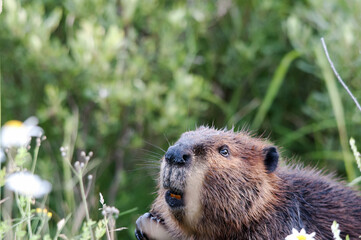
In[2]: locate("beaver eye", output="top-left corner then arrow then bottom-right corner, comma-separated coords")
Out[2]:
219,146 -> 229,157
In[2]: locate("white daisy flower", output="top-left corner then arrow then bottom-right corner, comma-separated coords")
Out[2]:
0,116 -> 43,148
285,228 -> 316,240
5,171 -> 52,198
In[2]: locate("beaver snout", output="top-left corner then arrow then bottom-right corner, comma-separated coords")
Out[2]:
162,144 -> 193,210
165,144 -> 192,166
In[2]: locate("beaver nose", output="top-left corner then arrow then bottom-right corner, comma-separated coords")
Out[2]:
165,145 -> 191,166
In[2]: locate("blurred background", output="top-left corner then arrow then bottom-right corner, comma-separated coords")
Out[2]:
1,0 -> 361,238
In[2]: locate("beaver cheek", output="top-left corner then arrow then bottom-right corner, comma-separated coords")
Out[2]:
159,160 -> 166,189
183,163 -> 207,227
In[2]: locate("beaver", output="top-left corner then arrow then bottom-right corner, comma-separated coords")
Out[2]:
135,126 -> 361,239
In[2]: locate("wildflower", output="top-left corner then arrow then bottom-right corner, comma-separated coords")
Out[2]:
331,221 -> 342,240
5,171 -> 52,198
99,192 -> 105,205
60,146 -> 68,157
36,208 -> 52,218
350,138 -> 361,172
36,208 -> 43,214
80,151 -> 93,163
285,228 -> 316,240
0,117 -> 43,148
99,192 -> 119,218
101,205 -> 120,218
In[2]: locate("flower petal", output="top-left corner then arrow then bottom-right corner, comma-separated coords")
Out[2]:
1,117 -> 44,147
1,126 -> 30,147
23,116 -> 39,126
28,126 -> 44,137
5,172 -> 52,198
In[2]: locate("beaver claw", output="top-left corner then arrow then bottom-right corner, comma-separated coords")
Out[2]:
135,228 -> 149,240
135,212 -> 169,240
135,213 -> 152,240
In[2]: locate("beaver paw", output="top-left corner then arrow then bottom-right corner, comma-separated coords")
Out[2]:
135,212 -> 170,240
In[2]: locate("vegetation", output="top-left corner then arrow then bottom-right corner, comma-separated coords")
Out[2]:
1,0 -> 360,239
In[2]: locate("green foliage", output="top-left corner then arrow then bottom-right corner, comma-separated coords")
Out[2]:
14,147 -> 31,168
95,219 -> 107,239
0,136 -> 118,239
79,220 -> 96,240
0,221 -> 11,239
1,0 -> 361,238
286,0 -> 361,180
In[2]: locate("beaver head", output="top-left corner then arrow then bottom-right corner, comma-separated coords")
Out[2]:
159,126 -> 280,235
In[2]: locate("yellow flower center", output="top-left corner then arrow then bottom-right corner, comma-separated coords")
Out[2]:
4,120 -> 23,127
297,236 -> 307,240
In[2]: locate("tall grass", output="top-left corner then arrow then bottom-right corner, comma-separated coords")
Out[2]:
315,45 -> 355,181
0,119 -> 135,239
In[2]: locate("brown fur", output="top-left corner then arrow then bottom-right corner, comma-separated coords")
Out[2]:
135,127 -> 361,239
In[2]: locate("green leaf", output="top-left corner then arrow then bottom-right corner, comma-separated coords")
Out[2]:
16,230 -> 26,237
95,219 -> 107,239
43,234 -> 51,240
30,235 -> 41,240
44,8 -> 62,33
0,221 -> 11,236
14,147 -> 31,168
0,167 -> 6,187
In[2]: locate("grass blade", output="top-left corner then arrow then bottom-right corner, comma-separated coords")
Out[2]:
252,50 -> 300,129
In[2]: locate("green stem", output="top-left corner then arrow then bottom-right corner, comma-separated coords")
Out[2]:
26,198 -> 33,238
62,110 -> 79,213
31,143 -> 40,173
15,194 -> 32,237
78,171 -> 94,240
104,216 -> 111,240
35,215 -> 46,236
35,196 -> 49,235
53,224 -> 63,240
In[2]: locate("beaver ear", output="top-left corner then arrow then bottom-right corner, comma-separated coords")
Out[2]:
263,146 -> 279,173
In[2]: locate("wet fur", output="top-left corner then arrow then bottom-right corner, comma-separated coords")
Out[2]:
136,127 -> 361,239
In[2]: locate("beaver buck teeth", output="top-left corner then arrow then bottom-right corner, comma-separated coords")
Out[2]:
170,193 -> 182,200
165,190 -> 184,208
